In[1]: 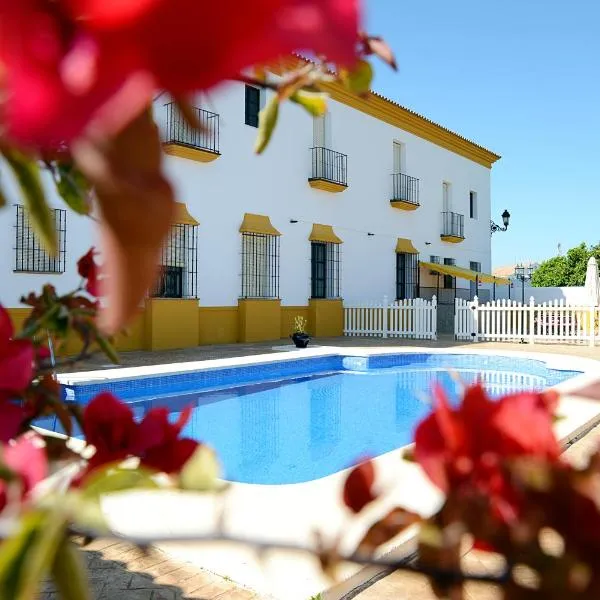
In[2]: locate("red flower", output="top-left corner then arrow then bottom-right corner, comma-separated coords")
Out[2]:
414,384 -> 560,523
0,305 -> 34,395
343,459 -> 377,513
82,393 -> 198,475
0,433 -> 48,511
77,247 -> 100,296
1,0 -> 360,147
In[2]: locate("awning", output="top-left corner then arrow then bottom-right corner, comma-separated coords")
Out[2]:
420,261 -> 510,285
396,238 -> 418,254
173,202 -> 199,226
309,224 -> 343,244
239,213 -> 281,236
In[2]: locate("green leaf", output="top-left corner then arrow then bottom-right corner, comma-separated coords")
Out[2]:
179,445 -> 221,492
51,539 -> 91,600
55,163 -> 91,216
290,91 -> 328,117
0,510 -> 67,600
254,95 -> 279,155
2,149 -> 57,254
95,332 -> 120,365
340,59 -> 374,96
81,465 -> 160,501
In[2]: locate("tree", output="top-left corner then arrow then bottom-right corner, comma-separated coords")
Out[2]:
531,242 -> 600,287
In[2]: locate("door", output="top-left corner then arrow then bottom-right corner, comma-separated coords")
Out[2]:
442,182 -> 450,212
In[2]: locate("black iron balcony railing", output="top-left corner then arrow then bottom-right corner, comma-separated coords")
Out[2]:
441,211 -> 465,239
309,147 -> 348,187
391,172 -> 420,206
163,102 -> 220,155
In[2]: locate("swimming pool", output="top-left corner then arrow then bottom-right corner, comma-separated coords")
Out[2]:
54,353 -> 580,484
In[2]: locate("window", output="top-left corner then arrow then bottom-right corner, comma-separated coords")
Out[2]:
470,261 -> 482,299
430,255 -> 441,264
244,85 -> 260,127
469,191 -> 478,219
393,141 -> 404,173
443,257 -> 456,289
311,242 -> 341,299
313,112 -> 330,147
396,252 -> 419,300
153,223 -> 199,298
15,205 -> 66,273
241,233 -> 280,298
442,182 -> 451,211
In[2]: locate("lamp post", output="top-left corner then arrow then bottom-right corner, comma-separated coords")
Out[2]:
514,263 -> 534,304
490,209 -> 511,234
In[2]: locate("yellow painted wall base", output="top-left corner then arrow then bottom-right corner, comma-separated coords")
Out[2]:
145,298 -> 200,351
440,234 -> 465,244
199,307 -> 239,345
308,299 -> 344,337
308,178 -> 348,193
281,306 -> 310,339
390,199 -> 419,211
163,143 -> 220,163
238,299 -> 281,343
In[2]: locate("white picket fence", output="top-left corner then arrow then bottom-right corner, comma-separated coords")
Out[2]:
455,297 -> 600,346
344,296 -> 437,340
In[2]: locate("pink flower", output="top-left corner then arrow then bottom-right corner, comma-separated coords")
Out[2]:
77,247 -> 100,296
0,433 -> 48,511
0,0 -> 360,147
0,305 -> 34,395
82,393 -> 198,476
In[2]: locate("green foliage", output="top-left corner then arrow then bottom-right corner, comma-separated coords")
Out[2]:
531,242 -> 600,287
254,94 -> 280,155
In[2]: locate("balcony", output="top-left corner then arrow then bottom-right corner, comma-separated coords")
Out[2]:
308,147 -> 348,193
162,102 -> 220,162
390,173 -> 420,210
441,211 -> 465,243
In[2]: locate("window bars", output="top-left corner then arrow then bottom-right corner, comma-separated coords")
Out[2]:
163,102 -> 220,154
391,173 -> 420,206
443,257 -> 456,290
396,252 -> 419,300
152,223 -> 199,298
311,242 -> 341,299
241,233 -> 280,298
14,205 -> 66,273
441,211 -> 465,238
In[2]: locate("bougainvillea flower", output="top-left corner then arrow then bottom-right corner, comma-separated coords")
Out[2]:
414,384 -> 560,523
77,247 -> 100,297
0,396 -> 26,443
0,305 -> 34,395
1,0 -> 360,147
82,393 -> 198,475
0,433 -> 48,511
343,459 -> 377,513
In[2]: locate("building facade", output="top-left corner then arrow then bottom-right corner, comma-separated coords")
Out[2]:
0,67 -> 500,351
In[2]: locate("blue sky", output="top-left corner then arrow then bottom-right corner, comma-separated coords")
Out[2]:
365,0 -> 600,268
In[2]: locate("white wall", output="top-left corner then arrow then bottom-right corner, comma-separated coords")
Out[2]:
490,284 -> 590,305
0,81 -> 495,309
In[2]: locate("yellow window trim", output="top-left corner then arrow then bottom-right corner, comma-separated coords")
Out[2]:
395,238 -> 419,254
420,261 -> 510,285
239,213 -> 281,236
173,202 -> 199,226
309,224 -> 343,244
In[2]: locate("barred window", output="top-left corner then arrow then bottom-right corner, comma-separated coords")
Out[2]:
14,205 -> 66,273
241,233 -> 280,298
470,260 -> 482,299
152,223 -> 198,298
311,242 -> 341,299
396,252 -> 419,300
244,85 -> 260,128
443,257 -> 456,289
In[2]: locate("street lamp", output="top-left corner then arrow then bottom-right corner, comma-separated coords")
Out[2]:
491,209 -> 511,234
514,263 -> 534,304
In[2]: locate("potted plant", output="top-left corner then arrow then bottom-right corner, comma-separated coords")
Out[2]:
291,316 -> 310,348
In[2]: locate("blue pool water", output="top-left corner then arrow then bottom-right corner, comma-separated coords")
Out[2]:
52,353 -> 580,484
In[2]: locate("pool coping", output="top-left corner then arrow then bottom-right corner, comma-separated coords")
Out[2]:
51,347 -> 600,599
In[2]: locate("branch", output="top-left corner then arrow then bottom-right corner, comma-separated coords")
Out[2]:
70,526 -> 511,586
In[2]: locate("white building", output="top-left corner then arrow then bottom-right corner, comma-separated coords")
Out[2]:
0,62 -> 501,351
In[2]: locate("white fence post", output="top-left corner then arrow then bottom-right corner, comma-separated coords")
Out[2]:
528,297 -> 535,344
472,296 -> 479,342
590,303 -> 596,348
432,295 -> 438,340
382,295 -> 389,339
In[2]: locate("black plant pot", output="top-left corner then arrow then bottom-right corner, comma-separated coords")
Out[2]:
291,332 -> 310,348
